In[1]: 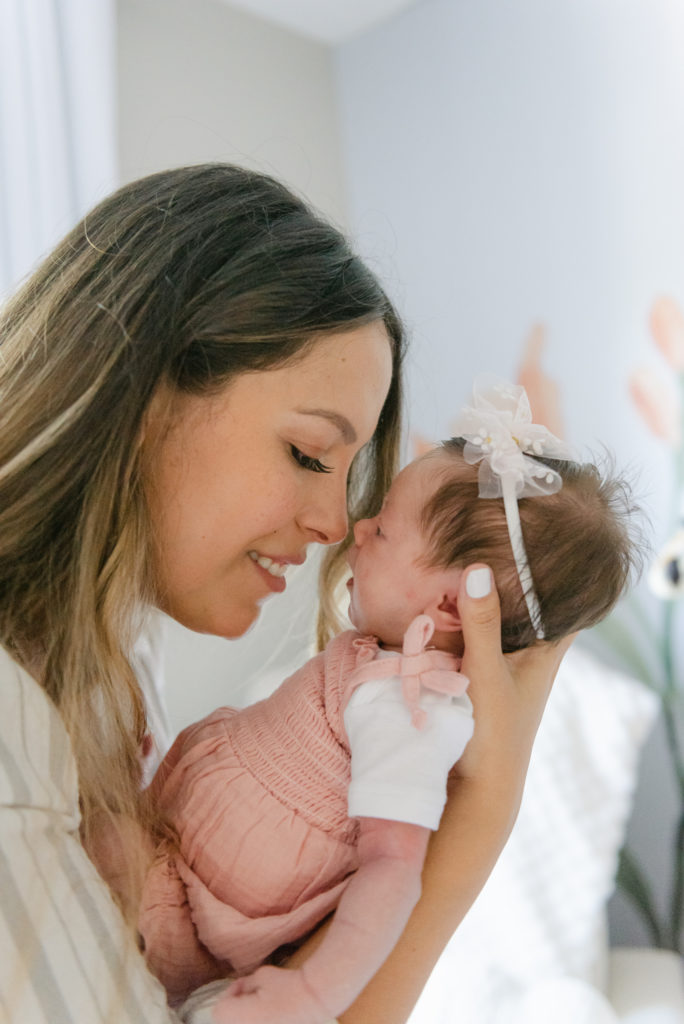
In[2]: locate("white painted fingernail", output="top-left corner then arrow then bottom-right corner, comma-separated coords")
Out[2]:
466,568 -> 491,599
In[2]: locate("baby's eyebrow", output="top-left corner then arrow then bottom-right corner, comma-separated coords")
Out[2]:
295,408 -> 357,444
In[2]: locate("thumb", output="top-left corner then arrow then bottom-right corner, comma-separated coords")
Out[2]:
458,564 -> 502,673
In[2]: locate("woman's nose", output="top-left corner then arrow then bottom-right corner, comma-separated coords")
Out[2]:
299,480 -> 349,545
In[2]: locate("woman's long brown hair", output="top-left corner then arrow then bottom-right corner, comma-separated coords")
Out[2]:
0,164 -> 405,920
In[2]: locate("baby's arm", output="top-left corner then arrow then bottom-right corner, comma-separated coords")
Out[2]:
213,816 -> 429,1024
297,816 -> 429,1015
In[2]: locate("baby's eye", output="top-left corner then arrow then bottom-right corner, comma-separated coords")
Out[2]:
375,525 -> 382,536
290,445 -> 332,474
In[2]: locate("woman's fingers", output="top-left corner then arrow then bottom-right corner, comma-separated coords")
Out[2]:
455,565 -> 576,782
457,565 -> 503,680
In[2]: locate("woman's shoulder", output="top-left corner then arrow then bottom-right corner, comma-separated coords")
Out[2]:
0,644 -> 183,1023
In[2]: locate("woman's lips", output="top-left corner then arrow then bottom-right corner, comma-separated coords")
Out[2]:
251,558 -> 287,593
248,550 -> 305,594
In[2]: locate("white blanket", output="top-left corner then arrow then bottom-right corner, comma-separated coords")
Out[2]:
409,646 -> 660,1023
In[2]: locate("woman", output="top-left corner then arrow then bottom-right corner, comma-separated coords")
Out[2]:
0,164 -> 570,1023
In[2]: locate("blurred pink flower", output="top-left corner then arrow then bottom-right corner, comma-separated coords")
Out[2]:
516,323 -> 566,439
629,366 -> 680,445
650,295 -> 684,372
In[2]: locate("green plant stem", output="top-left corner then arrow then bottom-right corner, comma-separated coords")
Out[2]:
663,370 -> 684,952
671,807 -> 684,950
662,602 -> 684,800
601,372 -> 684,952
617,846 -> 666,947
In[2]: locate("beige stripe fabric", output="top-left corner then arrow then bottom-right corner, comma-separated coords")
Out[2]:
0,645 -> 180,1023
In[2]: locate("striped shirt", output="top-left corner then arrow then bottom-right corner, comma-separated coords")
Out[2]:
0,641 -> 184,1023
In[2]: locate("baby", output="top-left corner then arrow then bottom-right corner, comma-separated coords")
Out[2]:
137,379 -> 641,1022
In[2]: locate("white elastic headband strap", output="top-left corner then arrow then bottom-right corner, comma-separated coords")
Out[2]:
501,477 -> 545,640
451,375 -> 577,643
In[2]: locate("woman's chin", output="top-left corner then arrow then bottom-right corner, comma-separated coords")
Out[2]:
164,600 -> 262,640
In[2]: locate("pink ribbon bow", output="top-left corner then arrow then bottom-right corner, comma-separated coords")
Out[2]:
349,614 -> 469,729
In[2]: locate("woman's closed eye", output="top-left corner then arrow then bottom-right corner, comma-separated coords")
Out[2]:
289,445 -> 332,474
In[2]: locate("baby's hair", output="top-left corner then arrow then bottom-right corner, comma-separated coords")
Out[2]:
419,438 -> 645,651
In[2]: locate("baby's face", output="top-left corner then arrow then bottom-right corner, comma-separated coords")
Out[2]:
346,455 -> 458,648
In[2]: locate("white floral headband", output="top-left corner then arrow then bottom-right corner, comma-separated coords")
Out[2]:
450,376 -> 576,639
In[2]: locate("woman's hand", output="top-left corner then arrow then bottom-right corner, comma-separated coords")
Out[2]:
454,563 -> 574,795
332,563 -> 573,1024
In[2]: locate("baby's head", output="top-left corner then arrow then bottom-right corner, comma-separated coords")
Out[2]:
346,437 -> 642,653
418,439 -> 642,651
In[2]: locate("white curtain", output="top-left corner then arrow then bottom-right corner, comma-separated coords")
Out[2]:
0,0 -> 117,298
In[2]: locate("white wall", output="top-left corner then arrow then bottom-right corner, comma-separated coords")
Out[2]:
335,0 -> 684,949
117,0 -> 345,731
118,0 -> 346,224
1,0 -> 118,297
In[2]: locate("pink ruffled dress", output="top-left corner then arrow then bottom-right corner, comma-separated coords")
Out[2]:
139,620 -> 466,1005
139,630 -> 374,1003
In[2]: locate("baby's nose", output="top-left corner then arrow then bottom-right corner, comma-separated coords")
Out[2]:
353,517 -> 372,545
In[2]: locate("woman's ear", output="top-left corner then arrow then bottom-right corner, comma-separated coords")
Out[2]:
424,589 -> 462,633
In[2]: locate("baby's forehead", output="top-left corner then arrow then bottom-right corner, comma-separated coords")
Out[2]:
387,452 -> 451,506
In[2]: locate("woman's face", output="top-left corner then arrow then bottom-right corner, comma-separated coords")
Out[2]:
144,322 -> 393,638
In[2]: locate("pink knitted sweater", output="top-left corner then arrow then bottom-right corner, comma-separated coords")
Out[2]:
140,629 -> 380,1004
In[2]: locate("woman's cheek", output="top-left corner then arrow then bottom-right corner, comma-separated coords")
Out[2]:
254,473 -> 299,530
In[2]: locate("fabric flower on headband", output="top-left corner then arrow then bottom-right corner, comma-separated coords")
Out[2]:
451,376 -> 576,500
452,376 -> 577,638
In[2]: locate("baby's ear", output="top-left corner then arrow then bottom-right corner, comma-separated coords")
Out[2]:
424,590 -> 462,633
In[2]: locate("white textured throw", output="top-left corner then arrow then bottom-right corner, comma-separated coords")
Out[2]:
408,645 -> 659,1024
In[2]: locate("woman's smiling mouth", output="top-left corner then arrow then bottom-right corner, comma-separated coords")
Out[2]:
248,550 -> 289,577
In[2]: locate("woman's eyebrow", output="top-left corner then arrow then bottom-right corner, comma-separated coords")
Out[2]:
295,408 -> 357,444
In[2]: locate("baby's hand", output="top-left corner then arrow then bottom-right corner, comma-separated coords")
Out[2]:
212,965 -> 332,1024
